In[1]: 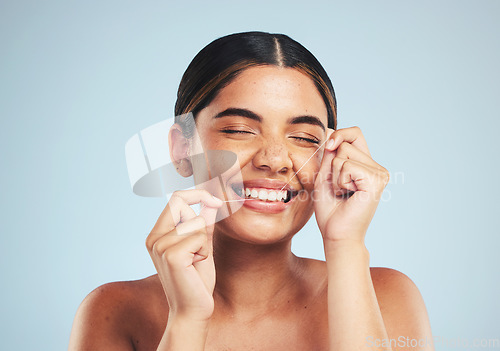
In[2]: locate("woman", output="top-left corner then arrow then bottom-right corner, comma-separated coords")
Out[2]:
69,31 -> 433,350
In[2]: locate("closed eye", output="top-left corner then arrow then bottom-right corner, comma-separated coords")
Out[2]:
291,136 -> 319,144
220,129 -> 254,135
221,130 -> 319,144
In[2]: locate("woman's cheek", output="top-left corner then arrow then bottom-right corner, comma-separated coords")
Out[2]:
292,152 -> 322,185
235,147 -> 259,169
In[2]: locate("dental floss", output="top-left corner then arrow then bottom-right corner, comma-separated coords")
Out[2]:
279,138 -> 330,191
217,138 -> 331,203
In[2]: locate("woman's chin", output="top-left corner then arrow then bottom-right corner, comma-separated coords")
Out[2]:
217,230 -> 292,246
214,211 -> 302,245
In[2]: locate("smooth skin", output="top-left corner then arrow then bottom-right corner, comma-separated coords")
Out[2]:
69,66 -> 433,350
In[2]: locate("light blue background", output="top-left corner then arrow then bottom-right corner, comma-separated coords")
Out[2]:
1,0 -> 499,349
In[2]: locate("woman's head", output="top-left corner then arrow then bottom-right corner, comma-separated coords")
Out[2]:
175,31 -> 337,136
170,32 -> 337,244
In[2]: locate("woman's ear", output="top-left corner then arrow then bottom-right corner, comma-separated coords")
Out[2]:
168,124 -> 193,177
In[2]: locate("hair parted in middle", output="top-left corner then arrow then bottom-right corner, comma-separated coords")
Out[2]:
175,31 -> 337,137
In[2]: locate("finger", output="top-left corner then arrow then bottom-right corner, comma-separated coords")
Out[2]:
161,232 -> 209,268
171,189 -> 224,209
150,216 -> 207,256
326,127 -> 334,140
336,159 -> 360,194
199,205 -> 218,247
317,128 -> 338,186
335,141 -> 385,171
172,217 -> 210,264
337,158 -> 384,194
316,146 -> 336,195
151,189 -> 223,235
325,126 -> 371,157
174,216 -> 207,237
331,157 -> 357,196
146,199 -> 197,251
152,198 -> 197,234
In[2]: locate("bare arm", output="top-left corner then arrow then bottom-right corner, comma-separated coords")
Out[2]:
155,317 -> 209,350
314,126 -> 433,350
69,190 -> 221,350
324,244 -> 434,351
324,242 -> 391,350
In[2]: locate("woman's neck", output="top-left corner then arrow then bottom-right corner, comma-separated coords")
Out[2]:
212,232 -> 306,316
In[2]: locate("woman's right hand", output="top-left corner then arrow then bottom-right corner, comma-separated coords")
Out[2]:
146,189 -> 224,323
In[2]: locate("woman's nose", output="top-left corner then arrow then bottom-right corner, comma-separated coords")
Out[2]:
252,137 -> 293,174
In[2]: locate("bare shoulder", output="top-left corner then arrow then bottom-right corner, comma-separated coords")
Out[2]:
68,275 -> 166,351
370,267 -> 433,346
301,262 -> 433,348
370,267 -> 425,309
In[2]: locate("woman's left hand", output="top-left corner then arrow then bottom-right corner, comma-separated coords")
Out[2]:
314,126 -> 390,244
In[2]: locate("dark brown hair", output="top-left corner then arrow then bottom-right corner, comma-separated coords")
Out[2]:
175,31 -> 337,136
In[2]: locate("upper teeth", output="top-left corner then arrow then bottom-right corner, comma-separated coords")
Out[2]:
245,188 -> 288,202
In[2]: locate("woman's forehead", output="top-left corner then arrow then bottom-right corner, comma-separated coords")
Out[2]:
205,66 -> 329,123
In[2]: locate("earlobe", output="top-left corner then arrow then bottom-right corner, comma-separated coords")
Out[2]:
175,157 -> 193,177
168,124 -> 193,177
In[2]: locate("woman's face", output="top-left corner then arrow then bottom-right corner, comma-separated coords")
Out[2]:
192,66 -> 329,244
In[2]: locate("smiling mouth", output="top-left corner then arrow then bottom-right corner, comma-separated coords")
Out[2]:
230,184 -> 299,203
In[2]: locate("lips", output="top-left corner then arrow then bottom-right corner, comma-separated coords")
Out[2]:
228,179 -> 301,214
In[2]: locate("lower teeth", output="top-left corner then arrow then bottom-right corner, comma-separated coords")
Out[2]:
245,197 -> 285,202
244,194 -> 289,202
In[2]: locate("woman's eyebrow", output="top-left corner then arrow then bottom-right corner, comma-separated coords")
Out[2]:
288,115 -> 326,132
213,108 -> 262,122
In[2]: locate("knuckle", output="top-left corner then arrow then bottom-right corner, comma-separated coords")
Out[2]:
193,232 -> 207,243
331,158 -> 340,169
194,227 -> 207,237
162,249 -> 180,264
170,191 -> 183,202
379,165 -> 390,178
151,240 -> 165,256
337,142 -> 348,153
167,197 -> 180,210
151,236 -> 175,256
376,169 -> 390,186
200,189 -> 211,197
145,235 -> 155,251
161,242 -> 184,262
333,156 -> 345,167
194,216 -> 206,227
383,170 -> 390,185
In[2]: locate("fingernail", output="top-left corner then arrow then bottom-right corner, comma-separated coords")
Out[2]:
326,139 -> 335,150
